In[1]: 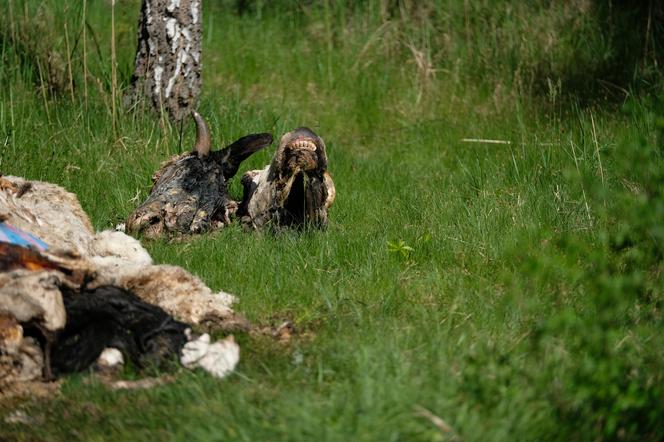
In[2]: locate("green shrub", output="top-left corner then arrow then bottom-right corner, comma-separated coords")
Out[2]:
519,98 -> 664,439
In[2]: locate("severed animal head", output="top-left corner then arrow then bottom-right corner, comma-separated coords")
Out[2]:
126,112 -> 273,238
238,127 -> 336,229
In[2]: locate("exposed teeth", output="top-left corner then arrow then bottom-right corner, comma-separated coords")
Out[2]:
291,139 -> 317,151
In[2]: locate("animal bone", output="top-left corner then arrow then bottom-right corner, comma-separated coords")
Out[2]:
126,112 -> 273,237
192,110 -> 211,157
239,127 -> 336,229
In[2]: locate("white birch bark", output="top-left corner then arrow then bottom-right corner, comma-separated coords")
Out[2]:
125,0 -> 202,121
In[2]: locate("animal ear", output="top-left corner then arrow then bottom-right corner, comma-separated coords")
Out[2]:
192,111 -> 211,157
216,133 -> 273,179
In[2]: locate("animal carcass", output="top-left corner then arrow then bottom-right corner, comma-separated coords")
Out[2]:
0,175 -> 240,331
0,175 -> 245,394
126,114 -> 336,236
126,112 -> 273,237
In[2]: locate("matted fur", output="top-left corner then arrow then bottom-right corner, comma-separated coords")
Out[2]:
0,176 -> 93,254
0,175 -> 242,330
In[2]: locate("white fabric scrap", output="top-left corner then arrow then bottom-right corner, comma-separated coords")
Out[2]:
180,333 -> 210,367
180,333 -> 239,379
96,348 -> 124,370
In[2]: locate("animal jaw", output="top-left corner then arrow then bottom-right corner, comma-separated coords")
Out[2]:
239,127 -> 336,229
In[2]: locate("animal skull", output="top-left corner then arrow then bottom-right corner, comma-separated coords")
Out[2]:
238,127 -> 336,229
126,112 -> 273,237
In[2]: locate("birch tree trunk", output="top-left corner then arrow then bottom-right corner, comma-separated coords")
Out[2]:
125,0 -> 202,121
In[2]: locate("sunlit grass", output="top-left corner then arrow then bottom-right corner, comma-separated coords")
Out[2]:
1,1 -> 662,440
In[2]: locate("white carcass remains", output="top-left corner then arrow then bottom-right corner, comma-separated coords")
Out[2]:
0,175 -> 241,393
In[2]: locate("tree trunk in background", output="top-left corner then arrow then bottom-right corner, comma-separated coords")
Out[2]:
125,0 -> 202,121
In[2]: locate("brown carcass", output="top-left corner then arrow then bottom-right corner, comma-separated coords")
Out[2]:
127,115 -> 336,236
126,112 -> 273,237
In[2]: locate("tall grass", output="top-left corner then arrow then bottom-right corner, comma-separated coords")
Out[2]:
0,1 -> 663,440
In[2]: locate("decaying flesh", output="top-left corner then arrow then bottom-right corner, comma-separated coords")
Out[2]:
126,111 -> 273,237
239,127 -> 336,229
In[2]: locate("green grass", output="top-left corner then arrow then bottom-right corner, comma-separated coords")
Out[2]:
1,1 -> 663,440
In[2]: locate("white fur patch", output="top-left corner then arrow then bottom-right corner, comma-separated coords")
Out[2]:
89,230 -> 153,266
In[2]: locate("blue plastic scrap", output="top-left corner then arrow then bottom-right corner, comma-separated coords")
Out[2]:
0,222 -> 49,251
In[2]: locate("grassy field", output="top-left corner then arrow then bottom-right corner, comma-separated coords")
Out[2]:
1,1 -> 663,440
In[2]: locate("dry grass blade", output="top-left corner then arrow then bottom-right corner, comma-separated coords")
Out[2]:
110,0 -> 117,135
461,138 -> 512,145
64,21 -> 75,103
82,0 -> 88,109
414,405 -> 460,440
352,21 -> 393,72
106,375 -> 175,391
590,112 -> 604,186
570,139 -> 593,226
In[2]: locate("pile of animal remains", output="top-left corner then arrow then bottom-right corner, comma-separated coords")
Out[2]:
0,113 -> 335,398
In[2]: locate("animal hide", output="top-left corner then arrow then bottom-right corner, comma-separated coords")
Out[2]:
0,176 -> 94,254
51,285 -> 189,375
0,268 -> 68,388
0,174 -> 245,390
0,176 -> 242,331
126,112 -> 273,237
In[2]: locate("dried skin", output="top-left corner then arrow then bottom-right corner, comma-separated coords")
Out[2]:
127,152 -> 231,238
0,176 -> 19,193
0,242 -> 96,285
0,265 -> 69,385
0,378 -> 61,401
117,264 -> 245,331
0,176 -> 251,389
0,242 -> 62,273
0,232 -> 244,335
0,314 -> 22,355
127,133 -> 273,238
0,270 -> 66,333
106,375 -> 175,391
1,329 -> 48,393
